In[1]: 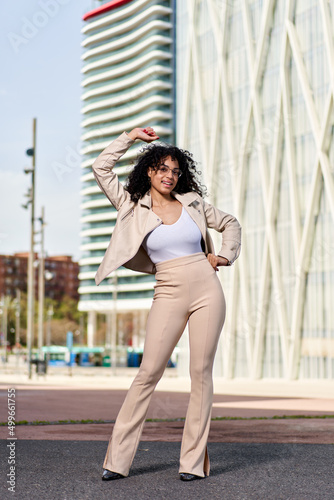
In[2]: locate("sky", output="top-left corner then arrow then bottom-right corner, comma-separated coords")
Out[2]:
0,0 -> 99,262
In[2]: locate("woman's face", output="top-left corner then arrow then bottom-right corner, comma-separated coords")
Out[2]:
147,156 -> 180,195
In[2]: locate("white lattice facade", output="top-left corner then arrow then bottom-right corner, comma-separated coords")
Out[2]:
176,0 -> 334,380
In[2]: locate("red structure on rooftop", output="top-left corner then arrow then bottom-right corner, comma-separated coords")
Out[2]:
83,0 -> 133,21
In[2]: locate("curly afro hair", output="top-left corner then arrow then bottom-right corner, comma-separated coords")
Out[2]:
125,141 -> 207,203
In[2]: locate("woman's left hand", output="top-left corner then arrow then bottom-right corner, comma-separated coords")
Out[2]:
207,253 -> 229,271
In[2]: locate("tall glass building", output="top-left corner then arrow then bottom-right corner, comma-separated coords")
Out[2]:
79,0 -> 174,347
176,0 -> 334,381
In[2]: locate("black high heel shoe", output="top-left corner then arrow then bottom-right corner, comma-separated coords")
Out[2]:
102,469 -> 125,481
179,473 -> 203,481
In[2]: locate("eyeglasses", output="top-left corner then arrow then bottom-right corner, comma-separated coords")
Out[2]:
157,165 -> 182,178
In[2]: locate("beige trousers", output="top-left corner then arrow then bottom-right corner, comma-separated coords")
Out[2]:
103,252 -> 226,477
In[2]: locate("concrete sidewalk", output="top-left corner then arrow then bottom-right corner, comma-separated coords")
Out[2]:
1,365 -> 334,397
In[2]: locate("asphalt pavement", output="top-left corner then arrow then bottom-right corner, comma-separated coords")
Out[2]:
1,441 -> 334,500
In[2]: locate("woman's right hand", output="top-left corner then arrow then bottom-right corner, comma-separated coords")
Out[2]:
127,127 -> 159,142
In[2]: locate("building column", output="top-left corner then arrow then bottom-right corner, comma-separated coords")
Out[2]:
87,310 -> 96,348
139,309 -> 147,349
105,313 -> 112,348
118,314 -> 124,346
132,310 -> 139,349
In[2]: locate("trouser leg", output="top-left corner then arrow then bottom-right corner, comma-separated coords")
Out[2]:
179,269 -> 226,477
103,287 -> 188,476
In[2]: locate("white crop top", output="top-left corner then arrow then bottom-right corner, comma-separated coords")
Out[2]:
142,207 -> 203,264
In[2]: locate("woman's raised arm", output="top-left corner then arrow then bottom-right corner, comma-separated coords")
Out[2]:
92,127 -> 159,210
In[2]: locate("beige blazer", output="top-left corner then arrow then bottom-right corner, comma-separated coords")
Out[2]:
92,132 -> 242,286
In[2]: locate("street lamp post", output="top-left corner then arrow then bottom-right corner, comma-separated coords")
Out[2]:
15,289 -> 21,347
37,206 -> 46,360
14,288 -> 21,370
0,294 -> 8,363
24,118 -> 37,379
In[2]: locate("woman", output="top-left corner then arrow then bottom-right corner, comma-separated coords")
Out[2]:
92,126 -> 241,482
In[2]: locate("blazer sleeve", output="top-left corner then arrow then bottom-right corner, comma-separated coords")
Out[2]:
91,131 -> 135,210
203,200 -> 242,265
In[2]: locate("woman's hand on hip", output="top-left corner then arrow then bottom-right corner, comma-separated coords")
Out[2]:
207,253 -> 230,271
127,127 -> 159,142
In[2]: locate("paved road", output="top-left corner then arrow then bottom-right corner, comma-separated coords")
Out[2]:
1,441 -> 334,500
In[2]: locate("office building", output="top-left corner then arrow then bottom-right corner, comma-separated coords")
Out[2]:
0,253 -> 79,301
176,0 -> 334,381
79,0 -> 174,347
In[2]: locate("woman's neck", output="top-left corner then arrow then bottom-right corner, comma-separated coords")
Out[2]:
150,188 -> 174,208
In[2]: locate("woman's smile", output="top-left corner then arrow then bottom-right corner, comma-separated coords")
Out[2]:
161,180 -> 173,187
